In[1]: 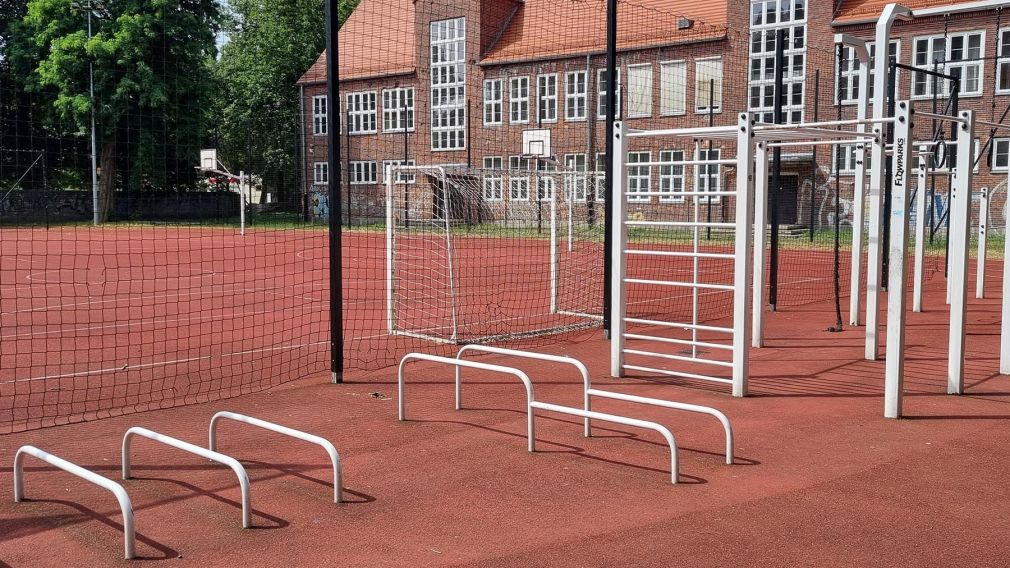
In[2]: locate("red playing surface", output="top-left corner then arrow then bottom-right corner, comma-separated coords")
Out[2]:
1,260 -> 1008,566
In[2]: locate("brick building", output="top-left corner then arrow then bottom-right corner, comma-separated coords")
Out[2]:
297,0 -> 1010,227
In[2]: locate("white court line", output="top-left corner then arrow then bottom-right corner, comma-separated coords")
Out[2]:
1,340 -> 329,386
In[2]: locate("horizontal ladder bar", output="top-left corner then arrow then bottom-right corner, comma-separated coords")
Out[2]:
623,332 -> 734,351
622,348 -> 735,368
626,159 -> 737,167
624,317 -> 734,334
623,278 -> 735,291
624,221 -> 735,229
622,364 -> 734,385
624,249 -> 735,260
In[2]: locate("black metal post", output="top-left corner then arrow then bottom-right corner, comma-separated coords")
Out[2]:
768,28 -> 786,312
325,0 -> 343,384
345,107 -> 352,227
881,60 -> 896,289
602,0 -> 617,338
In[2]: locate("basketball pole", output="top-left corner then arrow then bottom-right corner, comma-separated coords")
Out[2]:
325,0 -> 344,384
602,0 -> 617,339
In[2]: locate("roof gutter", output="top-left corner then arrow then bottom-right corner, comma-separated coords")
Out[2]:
832,0 -> 1005,26
479,33 -> 727,68
297,68 -> 416,87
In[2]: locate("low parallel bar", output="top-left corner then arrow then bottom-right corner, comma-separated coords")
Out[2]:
622,348 -> 734,368
623,278 -> 735,291
624,159 -> 737,167
627,125 -> 738,139
624,317 -> 734,334
14,446 -> 136,560
621,364 -> 734,384
624,249 -> 735,260
623,332 -> 734,351
624,220 -> 736,229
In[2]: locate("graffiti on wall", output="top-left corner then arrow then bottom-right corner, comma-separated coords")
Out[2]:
310,188 -> 329,222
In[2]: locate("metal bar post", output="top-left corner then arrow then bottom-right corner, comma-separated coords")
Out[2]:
913,159 -> 928,312
752,142 -> 769,347
884,101 -> 913,419
947,109 -> 975,395
733,112 -> 755,397
768,28 -> 785,312
976,186 -> 989,299
602,0 -> 617,337
610,121 -> 629,377
325,0 -> 344,383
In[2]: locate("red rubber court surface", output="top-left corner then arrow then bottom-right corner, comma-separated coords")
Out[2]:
2,268 -> 1010,567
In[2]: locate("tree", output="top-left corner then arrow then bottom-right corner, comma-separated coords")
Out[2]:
10,0 -> 221,221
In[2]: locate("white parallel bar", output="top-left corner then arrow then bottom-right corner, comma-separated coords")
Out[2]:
621,191 -> 739,197
754,117 -> 895,130
624,332 -> 734,351
884,101 -> 913,419
441,167 -> 460,343
622,348 -> 735,368
398,353 -> 537,452
14,446 -> 136,560
625,249 -> 735,260
611,121 -> 630,378
691,154 -> 701,358
913,164 -> 928,313
948,110 -> 976,395
624,317 -> 734,334
733,113 -> 755,397
915,110 -> 968,125
386,167 -> 395,334
529,400 -> 679,485
626,125 -> 738,139
208,412 -> 343,503
238,171 -> 246,236
624,220 -> 735,229
1002,170 -> 1010,374
976,187 -> 989,299
976,119 -> 1010,132
122,427 -> 252,528
623,278 -> 735,291
550,187 -> 559,313
765,138 -> 877,149
621,364 -> 734,385
752,142 -> 769,347
455,345 -> 591,437
586,388 -> 733,464
624,159 -> 737,167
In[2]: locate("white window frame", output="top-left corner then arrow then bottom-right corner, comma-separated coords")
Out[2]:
382,159 -> 416,184
695,57 -> 724,114
537,74 -> 558,123
565,71 -> 588,121
627,63 -> 653,118
992,138 -> 1010,172
658,150 -> 685,203
659,60 -> 687,116
509,156 -> 530,200
836,40 -> 900,105
484,79 -> 503,125
346,91 -> 377,134
564,153 -> 588,201
694,147 -> 721,203
833,144 -> 859,176
430,17 -> 467,151
349,161 -> 377,185
597,68 -> 621,119
911,31 -> 986,99
627,151 -> 651,203
510,76 -> 530,124
313,162 -> 328,184
382,88 -> 415,133
996,28 -> 1010,94
312,95 -> 328,136
483,156 -> 503,201
595,152 -> 607,201
748,1 -> 807,124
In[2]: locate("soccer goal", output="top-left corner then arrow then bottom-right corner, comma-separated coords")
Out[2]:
385,163 -> 605,344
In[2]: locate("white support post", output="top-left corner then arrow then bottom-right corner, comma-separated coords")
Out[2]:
752,142 -> 769,348
948,110 -> 976,395
239,171 -> 246,236
913,160 -> 928,312
733,113 -> 756,397
386,166 -> 395,334
610,121 -> 630,378
1002,170 -> 1010,374
884,101 -> 913,419
441,169 -> 460,343
976,187 -> 989,299
837,34 -> 872,327
865,3 -> 912,361
550,184 -> 559,313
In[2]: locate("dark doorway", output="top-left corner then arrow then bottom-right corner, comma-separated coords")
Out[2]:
772,174 -> 799,225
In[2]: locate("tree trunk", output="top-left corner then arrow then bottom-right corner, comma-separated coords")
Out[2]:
97,140 -> 116,222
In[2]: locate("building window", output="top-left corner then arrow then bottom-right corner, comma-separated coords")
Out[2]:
349,161 -> 377,185
695,148 -> 721,202
430,17 -> 466,151
313,162 -> 328,184
695,57 -> 723,114
996,29 -> 1010,93
484,79 -> 503,125
382,88 -> 414,132
312,95 -> 327,136
913,31 -> 985,98
347,92 -> 377,134
509,156 -> 530,200
659,150 -> 685,202
564,154 -> 588,201
597,68 -> 621,119
537,74 -> 558,123
659,60 -> 687,116
628,151 -> 651,203
627,64 -> 653,118
748,0 -> 806,123
483,157 -> 503,201
510,76 -> 530,124
834,145 -> 860,175
565,71 -> 588,121
993,139 -> 1009,172
383,159 -> 416,184
836,41 -> 900,104
595,152 -> 607,201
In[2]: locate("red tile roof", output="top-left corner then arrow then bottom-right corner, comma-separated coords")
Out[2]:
297,0 -> 415,84
834,0 -> 998,24
482,0 -> 728,65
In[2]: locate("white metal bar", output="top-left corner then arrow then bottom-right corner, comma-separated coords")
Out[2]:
1003,170 -> 1010,374
455,345 -> 591,437
611,121 -> 630,378
529,400 -> 679,484
691,153 -> 701,358
884,101 -> 913,419
976,119 -> 1010,132
14,446 -> 136,559
753,117 -> 895,130
622,348 -> 734,368
386,166 -> 395,334
441,168 -> 460,343
976,187 -> 989,299
913,163 -> 928,312
624,332 -> 733,351
624,220 -> 735,229
623,317 -> 734,334
733,113 -> 755,397
948,110 -> 976,395
238,171 -> 246,236
550,186 -> 559,313
765,138 -> 876,149
624,159 -> 737,167
398,353 -> 537,452
208,412 -> 342,504
619,191 -> 738,197
850,138 -> 869,324
122,427 -> 252,528
752,142 -> 769,347
626,125 -> 739,139
623,278 -> 735,291
625,249 -> 736,260
621,364 -> 734,384
915,110 -> 968,125
586,388 -> 733,464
